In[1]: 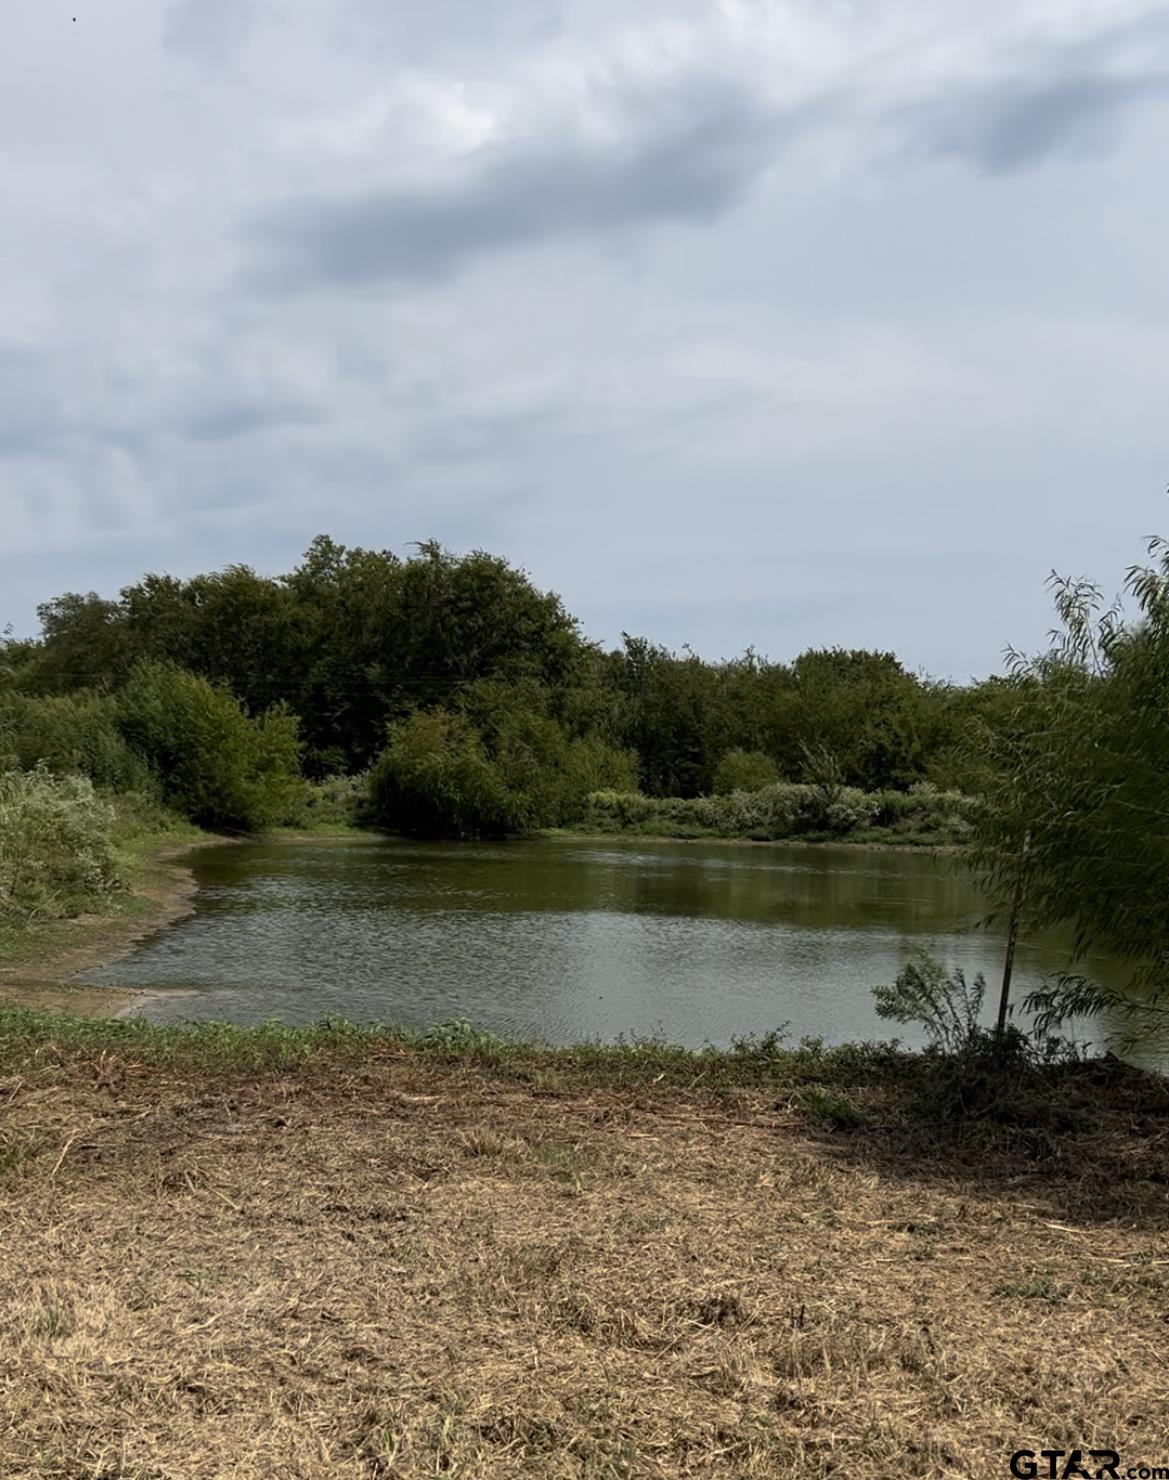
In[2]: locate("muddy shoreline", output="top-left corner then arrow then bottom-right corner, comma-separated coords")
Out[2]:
0,837 -> 232,1019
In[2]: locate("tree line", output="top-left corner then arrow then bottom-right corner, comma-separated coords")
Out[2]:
0,535 -> 1013,834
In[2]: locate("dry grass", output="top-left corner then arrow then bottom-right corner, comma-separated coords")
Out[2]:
1,1052 -> 1167,1478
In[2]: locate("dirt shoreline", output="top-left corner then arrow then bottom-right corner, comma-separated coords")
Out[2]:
0,837 -> 231,1019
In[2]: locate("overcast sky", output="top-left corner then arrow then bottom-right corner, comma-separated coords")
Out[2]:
1,0 -> 1167,678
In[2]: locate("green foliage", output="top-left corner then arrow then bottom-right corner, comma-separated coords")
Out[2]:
581,781 -> 967,843
286,772 -> 372,831
713,748 -> 780,794
116,662 -> 303,831
0,765 -> 123,921
17,592 -> 134,693
369,710 -> 519,838
479,702 -> 580,830
797,1086 -> 866,1130
873,955 -> 989,1056
8,535 -> 986,828
870,783 -> 974,840
420,1018 -> 510,1052
0,690 -> 157,795
966,538 -> 1169,1038
563,733 -> 640,800
871,955 -> 1075,1124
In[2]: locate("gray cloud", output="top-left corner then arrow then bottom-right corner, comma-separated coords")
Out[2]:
898,11 -> 1169,174
0,348 -> 67,455
911,69 -> 1169,173
164,0 -> 259,62
243,86 -> 783,291
5,0 -> 1169,682
179,395 -> 322,443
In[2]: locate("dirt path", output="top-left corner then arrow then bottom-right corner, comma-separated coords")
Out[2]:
0,1055 -> 1165,1478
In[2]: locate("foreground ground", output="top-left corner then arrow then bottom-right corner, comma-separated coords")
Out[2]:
1,1026 -> 1167,1478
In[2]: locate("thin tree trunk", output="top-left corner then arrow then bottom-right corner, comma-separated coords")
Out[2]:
995,832 -> 1031,1047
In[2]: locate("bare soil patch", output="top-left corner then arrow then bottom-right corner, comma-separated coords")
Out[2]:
1,1054 -> 1165,1478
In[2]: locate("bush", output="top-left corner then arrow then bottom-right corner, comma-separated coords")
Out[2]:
0,691 -> 157,796
486,707 -> 580,830
873,955 -> 989,1055
116,661 -> 303,831
285,772 -> 371,830
461,693 -> 640,830
563,735 -> 640,805
369,710 -> 520,839
0,765 -> 123,920
713,749 -> 780,794
584,782 -> 884,840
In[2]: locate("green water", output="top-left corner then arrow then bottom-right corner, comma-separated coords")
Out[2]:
80,837 -> 1140,1052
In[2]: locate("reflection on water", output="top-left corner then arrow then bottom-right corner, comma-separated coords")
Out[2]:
81,838 -> 1145,1053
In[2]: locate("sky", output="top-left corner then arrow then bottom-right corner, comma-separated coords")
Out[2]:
1,0 -> 1168,680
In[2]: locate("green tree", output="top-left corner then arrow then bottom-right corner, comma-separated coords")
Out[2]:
969,541 -> 1169,1039
0,690 -> 157,795
117,662 -> 302,830
713,748 -> 781,794
18,592 -> 133,693
368,710 -> 518,839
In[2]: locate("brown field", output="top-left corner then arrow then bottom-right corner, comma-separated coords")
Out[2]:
1,1048 -> 1167,1479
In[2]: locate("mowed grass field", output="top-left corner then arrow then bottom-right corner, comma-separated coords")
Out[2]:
0,1032 -> 1166,1478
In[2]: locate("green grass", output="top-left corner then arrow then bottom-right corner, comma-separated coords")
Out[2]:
0,793 -> 204,963
0,1006 -> 905,1086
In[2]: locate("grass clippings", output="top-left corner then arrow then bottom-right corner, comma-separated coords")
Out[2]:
0,1031 -> 1166,1478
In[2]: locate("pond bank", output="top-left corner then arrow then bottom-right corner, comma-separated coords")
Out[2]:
0,835 -> 227,1017
541,827 -> 965,854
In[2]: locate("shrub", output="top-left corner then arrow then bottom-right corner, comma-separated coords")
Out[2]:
0,765 -> 123,920
486,707 -> 578,830
583,780 -> 971,842
286,772 -> 371,830
798,1086 -> 866,1130
563,735 -> 640,804
873,955 -> 989,1055
713,749 -> 780,794
116,661 -> 303,831
0,691 -> 157,796
369,710 -> 519,839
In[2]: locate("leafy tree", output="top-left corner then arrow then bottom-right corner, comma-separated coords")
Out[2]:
0,690 -> 157,795
6,536 -> 987,813
713,748 -> 781,794
368,710 -> 518,839
969,541 -> 1169,1038
615,637 -> 725,797
116,662 -> 302,830
775,649 -> 932,791
562,734 -> 640,800
18,593 -> 133,693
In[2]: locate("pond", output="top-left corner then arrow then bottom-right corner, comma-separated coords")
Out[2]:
80,837 -> 1138,1053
